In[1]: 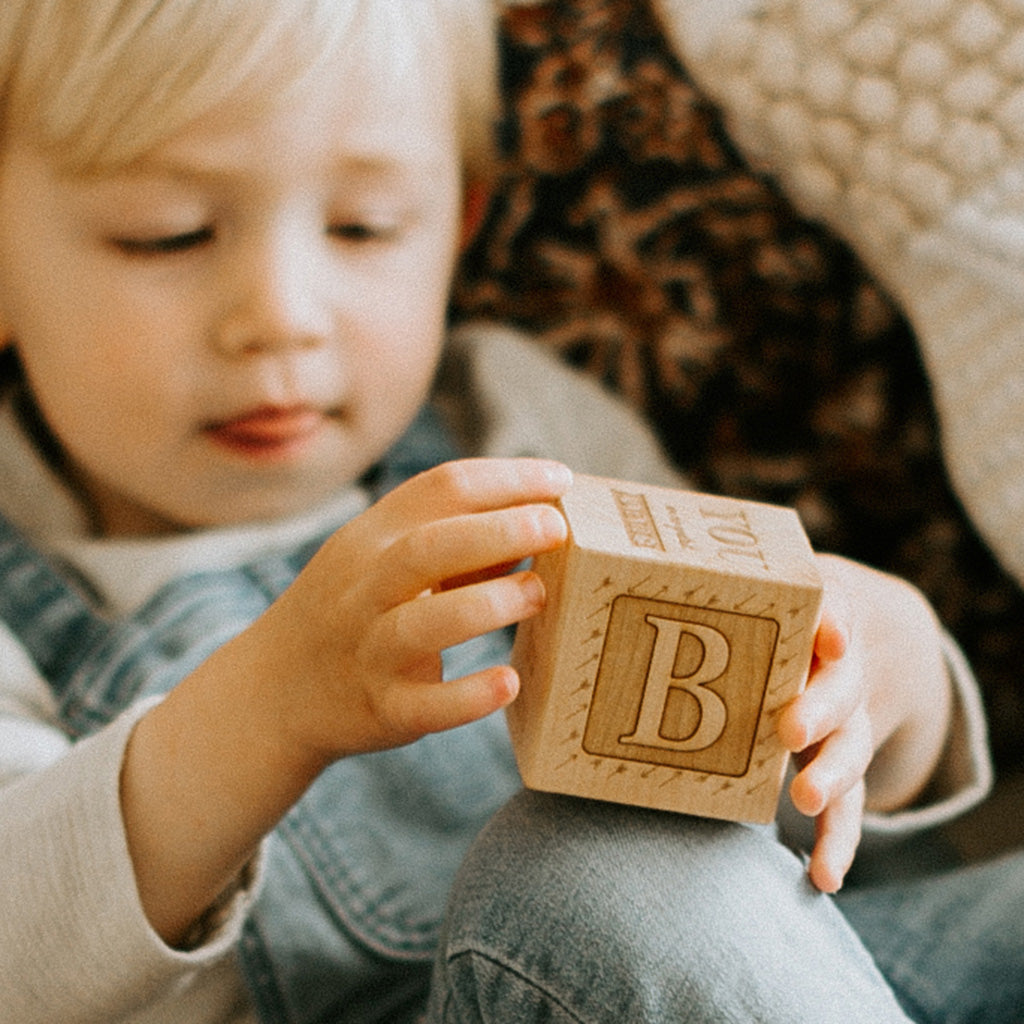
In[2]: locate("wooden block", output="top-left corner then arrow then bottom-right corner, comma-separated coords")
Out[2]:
508,474 -> 823,824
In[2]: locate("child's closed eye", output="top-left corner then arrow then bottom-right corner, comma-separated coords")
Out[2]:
327,220 -> 397,243
111,226 -> 215,256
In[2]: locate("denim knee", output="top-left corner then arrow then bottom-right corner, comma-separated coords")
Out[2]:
838,850 -> 1024,1024
427,791 -> 912,1024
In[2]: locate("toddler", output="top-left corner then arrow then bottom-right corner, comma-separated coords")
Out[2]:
0,2 -> 1004,1022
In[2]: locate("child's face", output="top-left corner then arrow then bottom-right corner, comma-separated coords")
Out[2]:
0,55 -> 464,534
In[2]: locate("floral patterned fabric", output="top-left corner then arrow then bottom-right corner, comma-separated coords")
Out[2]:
450,0 -> 1024,773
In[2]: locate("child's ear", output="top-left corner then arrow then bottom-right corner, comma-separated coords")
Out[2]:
460,180 -> 491,251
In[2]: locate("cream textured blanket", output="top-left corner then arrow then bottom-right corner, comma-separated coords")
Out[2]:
653,0 -> 1024,588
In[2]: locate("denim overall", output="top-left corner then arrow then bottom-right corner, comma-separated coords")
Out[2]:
0,406 -> 522,1024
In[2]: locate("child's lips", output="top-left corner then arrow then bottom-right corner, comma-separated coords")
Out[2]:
205,405 -> 329,458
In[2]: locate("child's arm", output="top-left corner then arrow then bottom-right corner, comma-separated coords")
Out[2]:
777,554 -> 954,893
119,457 -> 572,947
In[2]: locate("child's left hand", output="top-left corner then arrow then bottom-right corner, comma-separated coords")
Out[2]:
777,554 -> 953,893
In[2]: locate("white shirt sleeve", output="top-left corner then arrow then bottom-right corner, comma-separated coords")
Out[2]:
859,632 -> 993,836
0,622 -> 72,783
0,630 -> 259,1024
442,321 -> 685,489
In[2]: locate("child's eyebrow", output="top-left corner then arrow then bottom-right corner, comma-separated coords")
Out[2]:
105,150 -> 425,196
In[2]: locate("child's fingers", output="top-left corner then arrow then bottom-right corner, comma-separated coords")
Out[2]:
440,560 -> 521,592
778,585 -> 857,753
374,458 -> 573,533
788,703 -> 873,816
318,459 -> 570,586
813,556 -> 853,657
374,570 -> 547,662
376,665 -> 522,742
777,649 -> 863,753
813,607 -> 849,663
373,503 -> 567,609
807,779 -> 866,893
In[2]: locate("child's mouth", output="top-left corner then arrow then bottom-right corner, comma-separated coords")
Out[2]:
205,405 -> 327,460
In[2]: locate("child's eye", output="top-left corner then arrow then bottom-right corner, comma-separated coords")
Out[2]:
112,226 -> 215,256
328,222 -> 395,243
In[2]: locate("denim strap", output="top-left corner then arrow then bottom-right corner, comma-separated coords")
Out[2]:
0,518 -> 110,697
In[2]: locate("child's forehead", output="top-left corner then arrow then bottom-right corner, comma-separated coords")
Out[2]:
115,74 -> 461,189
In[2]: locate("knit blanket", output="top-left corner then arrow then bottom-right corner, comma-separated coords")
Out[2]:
655,0 -> 1024,589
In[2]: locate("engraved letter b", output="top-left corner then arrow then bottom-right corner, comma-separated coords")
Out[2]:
619,616 -> 729,752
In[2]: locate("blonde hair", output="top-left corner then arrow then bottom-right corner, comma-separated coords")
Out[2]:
0,0 -> 501,179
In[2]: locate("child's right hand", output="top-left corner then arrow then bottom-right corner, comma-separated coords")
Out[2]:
122,457 -> 571,945
246,457 -> 573,768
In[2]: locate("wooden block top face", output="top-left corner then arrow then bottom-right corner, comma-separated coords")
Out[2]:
560,474 -> 819,586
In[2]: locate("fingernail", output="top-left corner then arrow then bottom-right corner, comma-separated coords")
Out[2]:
544,462 -> 574,489
521,573 -> 546,608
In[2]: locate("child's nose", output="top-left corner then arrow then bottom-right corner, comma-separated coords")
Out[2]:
213,234 -> 331,356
